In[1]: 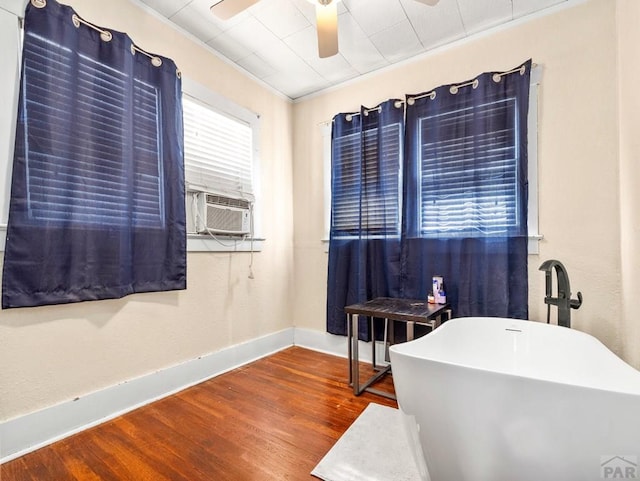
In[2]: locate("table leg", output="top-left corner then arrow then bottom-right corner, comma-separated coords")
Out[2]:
436,308 -> 452,328
371,316 -> 376,369
383,318 -> 389,362
352,313 -> 359,396
407,321 -> 415,341
347,312 -> 352,386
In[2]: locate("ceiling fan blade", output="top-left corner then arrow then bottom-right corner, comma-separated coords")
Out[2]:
316,1 -> 338,58
210,0 -> 259,20
414,0 -> 440,5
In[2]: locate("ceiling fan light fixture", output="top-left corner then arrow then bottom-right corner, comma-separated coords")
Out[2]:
315,0 -> 338,58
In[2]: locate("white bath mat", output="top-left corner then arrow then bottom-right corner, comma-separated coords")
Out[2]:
311,403 -> 422,481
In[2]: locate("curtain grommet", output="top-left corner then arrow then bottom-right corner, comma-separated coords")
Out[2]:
130,44 -> 136,56
31,0 -> 46,8
449,85 -> 459,94
151,56 -> 163,67
394,100 -> 403,109
407,97 -> 415,106
430,91 -> 436,100
519,65 -> 526,76
472,79 -> 479,89
345,114 -> 353,121
492,73 -> 501,83
71,13 -> 111,42
176,69 -> 182,79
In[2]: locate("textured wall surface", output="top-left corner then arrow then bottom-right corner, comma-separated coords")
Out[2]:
293,0 -> 631,365
617,0 -> 640,369
0,0 -> 295,421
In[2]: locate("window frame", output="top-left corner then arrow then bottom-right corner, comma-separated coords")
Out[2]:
0,9 -> 21,251
181,77 -> 263,252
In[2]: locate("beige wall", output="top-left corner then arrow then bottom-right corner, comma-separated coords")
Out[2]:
2,0 -> 639,425
293,0 -> 632,365
0,0 -> 294,420
618,0 -> 640,368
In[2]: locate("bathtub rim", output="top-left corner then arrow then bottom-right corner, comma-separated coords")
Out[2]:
388,316 -> 640,396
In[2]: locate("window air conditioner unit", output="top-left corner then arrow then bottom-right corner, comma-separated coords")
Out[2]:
195,192 -> 251,235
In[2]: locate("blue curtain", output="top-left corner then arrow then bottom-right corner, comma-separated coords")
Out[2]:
327,100 -> 404,340
402,61 -> 531,318
2,0 -> 186,308
327,61 -> 531,333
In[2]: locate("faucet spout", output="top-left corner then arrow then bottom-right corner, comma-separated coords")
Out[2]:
538,260 -> 582,328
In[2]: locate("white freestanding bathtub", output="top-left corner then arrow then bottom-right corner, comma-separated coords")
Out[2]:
389,317 -> 640,481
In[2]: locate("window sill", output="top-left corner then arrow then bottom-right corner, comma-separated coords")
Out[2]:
187,234 -> 264,252
528,234 -> 543,255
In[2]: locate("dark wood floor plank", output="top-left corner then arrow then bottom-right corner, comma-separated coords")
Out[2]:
1,346 -> 397,480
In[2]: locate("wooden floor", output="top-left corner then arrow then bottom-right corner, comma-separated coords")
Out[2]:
1,347 -> 397,480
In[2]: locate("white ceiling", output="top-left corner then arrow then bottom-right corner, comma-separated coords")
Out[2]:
139,0 -> 567,99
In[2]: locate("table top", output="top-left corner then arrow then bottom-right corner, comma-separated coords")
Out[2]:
344,297 -> 450,322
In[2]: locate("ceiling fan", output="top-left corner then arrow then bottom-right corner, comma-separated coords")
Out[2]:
210,0 -> 440,59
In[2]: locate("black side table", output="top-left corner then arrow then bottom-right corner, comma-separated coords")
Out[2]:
345,297 -> 451,399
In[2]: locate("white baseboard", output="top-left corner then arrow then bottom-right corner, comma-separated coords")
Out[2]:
0,328 -> 294,463
0,327 -> 382,464
293,327 -> 387,366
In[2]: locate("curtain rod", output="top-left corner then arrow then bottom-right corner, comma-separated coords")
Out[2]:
321,62 -> 535,125
30,0 -> 181,78
407,63 -> 534,104
330,100 -> 404,123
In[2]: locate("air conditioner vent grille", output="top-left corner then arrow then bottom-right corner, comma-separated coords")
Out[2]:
207,205 -> 244,233
194,192 -> 251,235
206,194 -> 250,210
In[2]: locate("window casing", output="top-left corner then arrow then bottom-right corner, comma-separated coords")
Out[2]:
0,8 -> 22,237
0,13 -> 264,253
325,70 -> 540,252
2,0 -> 186,308
180,78 -> 262,251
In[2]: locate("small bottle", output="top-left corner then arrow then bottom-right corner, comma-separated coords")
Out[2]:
432,277 -> 441,302
438,287 -> 446,304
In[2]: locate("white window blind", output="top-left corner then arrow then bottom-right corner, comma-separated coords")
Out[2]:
182,95 -> 253,200
419,98 -> 520,237
332,123 -> 402,236
23,32 -> 163,228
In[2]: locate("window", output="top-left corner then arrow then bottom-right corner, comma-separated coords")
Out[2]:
183,95 -> 253,200
417,97 -> 521,237
180,78 -> 262,252
324,68 -> 540,252
2,0 -> 185,309
331,122 -> 402,238
329,101 -> 405,241
327,63 -> 533,325
23,32 -> 164,228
